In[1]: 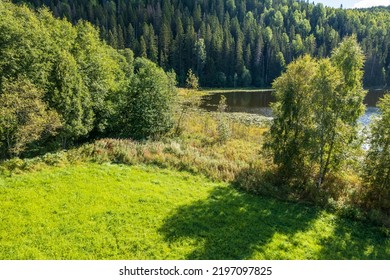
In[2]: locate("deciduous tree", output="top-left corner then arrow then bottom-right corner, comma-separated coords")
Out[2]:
119,58 -> 177,140
363,94 -> 390,209
0,79 -> 61,158
266,37 -> 366,191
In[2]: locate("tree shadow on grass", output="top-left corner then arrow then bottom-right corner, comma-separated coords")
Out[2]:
317,216 -> 390,259
159,186 -> 321,259
159,186 -> 390,260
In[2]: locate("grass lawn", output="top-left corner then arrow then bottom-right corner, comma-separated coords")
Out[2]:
0,163 -> 389,260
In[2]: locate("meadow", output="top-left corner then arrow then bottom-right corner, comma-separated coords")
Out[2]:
1,89 -> 389,260
1,1 -> 389,261
1,163 -> 389,260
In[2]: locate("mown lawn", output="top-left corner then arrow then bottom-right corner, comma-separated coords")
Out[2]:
0,163 -> 389,259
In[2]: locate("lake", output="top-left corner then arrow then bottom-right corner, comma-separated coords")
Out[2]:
201,89 -> 387,126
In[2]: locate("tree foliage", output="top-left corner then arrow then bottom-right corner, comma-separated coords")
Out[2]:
267,55 -> 318,185
266,37 -> 366,192
14,0 -> 390,88
0,79 -> 61,158
364,94 -> 390,210
0,1 -> 177,156
119,58 -> 177,140
50,50 -> 94,143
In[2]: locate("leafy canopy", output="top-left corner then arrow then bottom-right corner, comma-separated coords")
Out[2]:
266,36 -> 366,193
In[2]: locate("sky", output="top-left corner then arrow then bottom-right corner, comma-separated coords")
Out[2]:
315,0 -> 390,8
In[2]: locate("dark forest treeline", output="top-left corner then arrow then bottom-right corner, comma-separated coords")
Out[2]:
13,0 -> 390,87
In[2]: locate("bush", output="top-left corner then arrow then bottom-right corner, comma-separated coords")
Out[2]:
185,69 -> 199,90
234,162 -> 282,198
119,58 -> 177,140
216,96 -> 231,143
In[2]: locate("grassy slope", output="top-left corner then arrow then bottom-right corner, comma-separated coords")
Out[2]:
0,163 -> 388,260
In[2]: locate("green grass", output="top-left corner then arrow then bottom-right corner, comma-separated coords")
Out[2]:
0,163 -> 389,259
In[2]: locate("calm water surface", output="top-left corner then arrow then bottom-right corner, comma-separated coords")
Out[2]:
202,89 -> 387,126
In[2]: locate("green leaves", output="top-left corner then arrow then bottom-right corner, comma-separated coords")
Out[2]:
12,0 -> 390,88
0,2 -> 134,151
364,94 -> 390,209
50,50 -> 93,140
0,79 -> 61,158
118,58 -> 177,140
73,21 -> 129,134
267,54 -> 318,182
267,37 -> 366,192
185,69 -> 199,90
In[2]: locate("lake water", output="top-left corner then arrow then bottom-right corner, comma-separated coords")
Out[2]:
201,89 -> 387,126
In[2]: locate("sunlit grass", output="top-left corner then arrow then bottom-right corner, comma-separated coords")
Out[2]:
0,163 -> 218,259
1,163 -> 388,260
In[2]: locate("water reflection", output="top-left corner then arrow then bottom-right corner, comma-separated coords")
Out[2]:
202,89 -> 386,123
201,90 -> 274,113
359,107 -> 379,126
364,89 -> 386,107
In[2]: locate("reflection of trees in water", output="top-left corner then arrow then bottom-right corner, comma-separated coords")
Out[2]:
364,90 -> 386,107
202,91 -> 274,115
254,92 -> 274,108
222,91 -> 274,109
240,93 -> 251,107
202,90 -> 385,115
231,92 -> 239,107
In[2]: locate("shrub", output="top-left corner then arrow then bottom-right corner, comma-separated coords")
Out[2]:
119,58 -> 177,140
216,95 -> 231,143
185,69 -> 199,90
235,164 -> 278,195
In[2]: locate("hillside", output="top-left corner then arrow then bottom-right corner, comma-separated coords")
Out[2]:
1,0 -> 389,261
14,0 -> 390,87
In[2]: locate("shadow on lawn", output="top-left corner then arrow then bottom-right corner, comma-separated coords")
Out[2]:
317,217 -> 390,259
160,186 -> 319,259
159,186 -> 390,260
